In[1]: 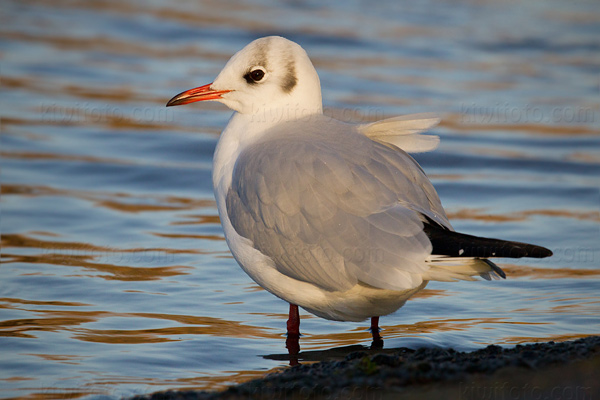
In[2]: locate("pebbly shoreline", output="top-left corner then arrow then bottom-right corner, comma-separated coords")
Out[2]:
131,336 -> 599,400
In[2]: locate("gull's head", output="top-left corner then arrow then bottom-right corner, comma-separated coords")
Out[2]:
167,36 -> 323,118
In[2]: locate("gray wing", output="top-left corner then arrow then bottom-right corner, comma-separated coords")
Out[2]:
226,117 -> 450,292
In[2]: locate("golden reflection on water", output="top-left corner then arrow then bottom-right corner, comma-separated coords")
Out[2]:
2,204 -> 597,349
1,366 -> 291,400
412,288 -> 454,299
1,184 -> 214,210
2,75 -> 145,104
502,264 -> 600,280
0,299 -> 281,343
7,253 -> 191,281
3,114 -> 185,132
12,390 -> 105,400
299,318 -> 552,351
447,208 -> 600,223
1,150 -> 135,166
2,233 -> 196,280
171,215 -> 221,225
0,33 -> 212,68
24,353 -> 90,365
3,106 -> 218,134
152,232 -> 224,242
3,251 -> 593,348
567,151 -> 600,163
498,333 -> 598,345
442,113 -> 600,136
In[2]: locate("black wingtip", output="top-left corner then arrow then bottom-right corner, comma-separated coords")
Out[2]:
529,246 -> 553,258
422,215 -> 553,259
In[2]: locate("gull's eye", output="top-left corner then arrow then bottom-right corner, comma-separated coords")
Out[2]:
244,68 -> 265,84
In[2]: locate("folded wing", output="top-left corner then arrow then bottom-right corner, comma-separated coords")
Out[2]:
226,117 -> 449,292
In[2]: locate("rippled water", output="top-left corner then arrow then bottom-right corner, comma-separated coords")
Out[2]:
1,0 -> 599,398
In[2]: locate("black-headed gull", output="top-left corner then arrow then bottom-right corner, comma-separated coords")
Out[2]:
167,36 -> 552,349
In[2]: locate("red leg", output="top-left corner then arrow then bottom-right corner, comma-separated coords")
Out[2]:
370,316 -> 383,349
287,304 -> 300,337
370,316 -> 381,339
286,304 -> 300,365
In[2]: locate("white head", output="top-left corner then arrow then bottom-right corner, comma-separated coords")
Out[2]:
167,36 -> 323,119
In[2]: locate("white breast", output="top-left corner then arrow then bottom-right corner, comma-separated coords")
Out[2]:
212,113 -> 330,311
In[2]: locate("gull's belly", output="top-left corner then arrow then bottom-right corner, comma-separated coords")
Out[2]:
216,187 -> 427,321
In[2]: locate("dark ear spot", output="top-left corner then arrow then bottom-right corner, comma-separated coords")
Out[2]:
281,60 -> 297,93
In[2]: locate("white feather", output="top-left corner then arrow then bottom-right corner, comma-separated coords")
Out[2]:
359,113 -> 441,153
424,256 -> 505,281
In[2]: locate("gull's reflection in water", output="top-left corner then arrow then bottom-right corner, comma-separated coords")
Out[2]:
269,337 -> 413,366
281,329 -> 386,366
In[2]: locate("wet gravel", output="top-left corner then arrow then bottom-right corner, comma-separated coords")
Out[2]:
131,336 -> 600,400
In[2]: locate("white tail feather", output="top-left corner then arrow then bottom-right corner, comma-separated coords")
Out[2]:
359,113 -> 441,153
423,257 -> 505,282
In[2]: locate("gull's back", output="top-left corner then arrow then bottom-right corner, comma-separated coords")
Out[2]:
226,115 -> 450,292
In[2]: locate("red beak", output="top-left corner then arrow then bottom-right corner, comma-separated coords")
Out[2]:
166,83 -> 231,107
